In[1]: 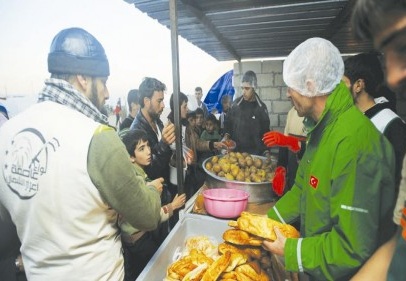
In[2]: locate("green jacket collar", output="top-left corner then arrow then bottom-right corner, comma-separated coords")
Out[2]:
307,81 -> 353,136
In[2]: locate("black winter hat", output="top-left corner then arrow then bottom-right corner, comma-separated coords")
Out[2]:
48,27 -> 110,77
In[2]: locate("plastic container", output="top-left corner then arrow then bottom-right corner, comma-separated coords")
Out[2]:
169,163 -> 186,185
220,139 -> 236,154
203,188 -> 249,219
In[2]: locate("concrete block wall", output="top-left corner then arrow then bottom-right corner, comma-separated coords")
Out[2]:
233,60 -> 290,132
233,60 -> 406,130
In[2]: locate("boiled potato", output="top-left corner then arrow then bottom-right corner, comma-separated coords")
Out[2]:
204,153 -> 275,183
212,163 -> 221,174
221,162 -> 231,173
225,173 -> 234,181
205,161 -> 213,171
254,158 -> 263,168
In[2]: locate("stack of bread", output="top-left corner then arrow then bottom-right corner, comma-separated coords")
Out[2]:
164,212 -> 300,281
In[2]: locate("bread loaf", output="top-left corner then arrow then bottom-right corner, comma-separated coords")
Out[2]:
228,211 -> 300,241
222,229 -> 263,246
201,251 -> 231,281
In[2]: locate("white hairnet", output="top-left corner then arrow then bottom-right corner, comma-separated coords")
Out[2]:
283,37 -> 344,97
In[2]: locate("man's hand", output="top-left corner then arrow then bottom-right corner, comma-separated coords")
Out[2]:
262,227 -> 287,256
214,141 -> 228,150
150,177 -> 164,194
272,166 -> 286,196
182,145 -> 194,164
162,122 -> 176,145
263,131 -> 301,153
221,133 -> 230,142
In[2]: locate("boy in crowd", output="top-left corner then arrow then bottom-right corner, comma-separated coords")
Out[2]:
186,110 -> 196,129
199,113 -> 221,164
120,129 -> 186,281
194,107 -> 205,136
200,113 -> 221,142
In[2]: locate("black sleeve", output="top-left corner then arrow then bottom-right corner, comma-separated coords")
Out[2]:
223,106 -> 233,137
145,141 -> 172,180
385,119 -> 406,188
277,147 -> 289,167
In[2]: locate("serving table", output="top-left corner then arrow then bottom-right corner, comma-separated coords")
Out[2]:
136,184 -> 300,281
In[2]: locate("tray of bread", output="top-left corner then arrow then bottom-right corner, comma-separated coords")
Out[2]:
137,212 -> 299,281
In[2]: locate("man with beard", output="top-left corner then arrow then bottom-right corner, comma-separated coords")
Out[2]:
343,52 -> 406,193
350,1 -> 406,280
130,77 -> 175,185
0,27 -> 162,280
129,77 -> 176,234
262,37 -> 396,280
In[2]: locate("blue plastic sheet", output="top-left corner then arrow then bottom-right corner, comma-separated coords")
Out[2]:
204,70 -> 235,113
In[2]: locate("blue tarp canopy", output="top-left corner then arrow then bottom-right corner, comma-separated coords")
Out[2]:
204,70 -> 235,113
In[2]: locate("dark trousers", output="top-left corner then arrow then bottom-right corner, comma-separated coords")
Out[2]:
122,232 -> 160,281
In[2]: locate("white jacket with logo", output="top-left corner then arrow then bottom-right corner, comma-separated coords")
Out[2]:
0,101 -> 123,280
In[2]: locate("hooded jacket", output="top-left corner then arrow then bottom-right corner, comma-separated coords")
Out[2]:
268,82 -> 397,280
224,93 -> 270,155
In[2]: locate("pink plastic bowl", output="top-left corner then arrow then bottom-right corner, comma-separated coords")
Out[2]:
203,188 -> 249,219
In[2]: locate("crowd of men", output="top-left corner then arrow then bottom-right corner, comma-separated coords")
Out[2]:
1,0 -> 406,280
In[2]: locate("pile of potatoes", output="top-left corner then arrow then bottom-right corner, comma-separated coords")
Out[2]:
204,152 -> 276,183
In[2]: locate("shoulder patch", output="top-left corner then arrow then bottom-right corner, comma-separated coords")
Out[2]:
94,124 -> 114,135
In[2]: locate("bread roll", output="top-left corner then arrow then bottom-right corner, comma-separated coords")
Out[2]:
222,229 -> 263,246
201,251 -> 231,281
228,211 -> 300,241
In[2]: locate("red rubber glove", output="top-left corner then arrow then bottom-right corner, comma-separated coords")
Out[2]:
263,131 -> 301,153
272,166 -> 286,196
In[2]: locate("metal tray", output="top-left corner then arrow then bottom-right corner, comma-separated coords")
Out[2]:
136,213 -> 229,280
202,155 -> 277,203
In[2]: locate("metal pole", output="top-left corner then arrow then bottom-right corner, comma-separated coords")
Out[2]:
169,0 -> 184,193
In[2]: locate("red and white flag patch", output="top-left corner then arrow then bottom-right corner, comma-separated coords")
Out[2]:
309,175 -> 319,189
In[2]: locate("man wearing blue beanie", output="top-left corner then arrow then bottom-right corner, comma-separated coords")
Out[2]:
0,27 -> 162,280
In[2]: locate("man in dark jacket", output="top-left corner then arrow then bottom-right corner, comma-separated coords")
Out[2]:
223,70 -> 270,155
129,77 -> 177,235
344,52 -> 406,193
119,89 -> 140,132
130,77 -> 175,183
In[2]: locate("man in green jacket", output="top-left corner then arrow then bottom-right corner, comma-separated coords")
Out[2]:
262,37 -> 397,280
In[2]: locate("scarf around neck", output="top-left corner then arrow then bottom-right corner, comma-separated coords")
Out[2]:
38,78 -> 108,125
